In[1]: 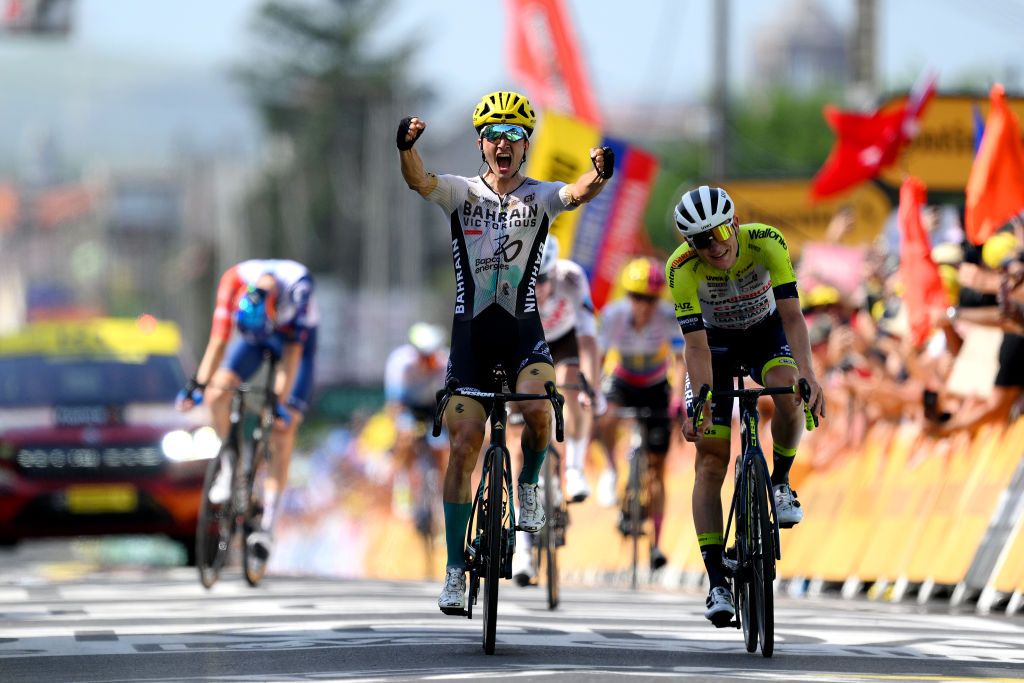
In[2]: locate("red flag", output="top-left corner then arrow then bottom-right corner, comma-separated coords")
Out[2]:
504,0 -> 602,127
811,72 -> 936,199
964,84 -> 1024,245
898,176 -> 947,347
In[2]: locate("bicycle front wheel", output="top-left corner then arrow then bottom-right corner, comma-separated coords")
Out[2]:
196,446 -> 235,589
737,461 -> 759,653
482,446 -> 505,655
751,459 -> 776,657
242,434 -> 272,587
542,447 -> 560,610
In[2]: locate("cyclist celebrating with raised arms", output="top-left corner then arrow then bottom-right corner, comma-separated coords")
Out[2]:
397,90 -> 613,613
665,186 -> 825,626
176,259 -> 318,564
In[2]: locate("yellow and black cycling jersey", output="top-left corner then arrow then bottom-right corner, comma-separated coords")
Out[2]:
666,223 -> 799,334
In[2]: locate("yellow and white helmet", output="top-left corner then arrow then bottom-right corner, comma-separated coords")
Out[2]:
472,91 -> 537,135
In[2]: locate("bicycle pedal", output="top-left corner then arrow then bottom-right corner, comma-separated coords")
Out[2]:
779,521 -> 796,529
439,606 -> 469,617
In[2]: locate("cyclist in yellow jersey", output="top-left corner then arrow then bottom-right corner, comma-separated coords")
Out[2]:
665,185 -> 825,625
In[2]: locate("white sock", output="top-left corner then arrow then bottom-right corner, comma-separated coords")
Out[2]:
565,436 -> 588,472
261,490 -> 278,532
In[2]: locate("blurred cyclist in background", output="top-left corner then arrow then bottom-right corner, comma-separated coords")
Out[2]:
596,256 -> 685,571
384,323 -> 449,527
176,259 -> 318,564
510,234 -> 603,585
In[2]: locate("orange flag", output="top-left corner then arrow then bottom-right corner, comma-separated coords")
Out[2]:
504,0 -> 602,127
965,84 -> 1024,245
898,176 -> 948,347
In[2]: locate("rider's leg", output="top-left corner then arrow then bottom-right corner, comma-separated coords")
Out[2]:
692,431 -> 732,589
517,362 -> 555,485
265,409 -> 302,529
762,362 -> 803,486
205,367 -> 242,439
442,400 -> 487,570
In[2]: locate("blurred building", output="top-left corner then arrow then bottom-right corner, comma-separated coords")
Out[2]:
751,0 -> 849,93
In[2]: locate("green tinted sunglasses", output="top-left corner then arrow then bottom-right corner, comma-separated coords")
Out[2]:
480,124 -> 528,143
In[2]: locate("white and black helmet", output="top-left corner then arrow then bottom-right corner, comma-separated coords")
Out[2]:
673,185 -> 735,237
539,234 -> 560,276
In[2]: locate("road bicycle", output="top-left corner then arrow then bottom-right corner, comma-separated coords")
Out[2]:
432,366 -> 564,655
614,406 -> 669,591
195,351 -> 278,589
690,369 -> 816,658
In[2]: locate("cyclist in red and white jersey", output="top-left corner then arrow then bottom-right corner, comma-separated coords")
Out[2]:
596,257 -> 685,571
397,90 -> 613,613
176,259 -> 318,562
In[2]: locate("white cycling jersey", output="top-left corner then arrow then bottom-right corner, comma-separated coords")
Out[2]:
384,344 -> 448,409
424,174 -> 578,321
540,259 -> 597,341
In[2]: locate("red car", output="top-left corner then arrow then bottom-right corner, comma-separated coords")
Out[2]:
0,318 -> 218,564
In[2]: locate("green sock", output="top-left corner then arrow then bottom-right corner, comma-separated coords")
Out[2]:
443,501 -> 472,568
519,445 -> 547,485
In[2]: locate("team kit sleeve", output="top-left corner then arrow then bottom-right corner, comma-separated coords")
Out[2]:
756,224 -> 800,300
211,266 -> 245,341
666,246 -> 704,334
424,174 -> 466,215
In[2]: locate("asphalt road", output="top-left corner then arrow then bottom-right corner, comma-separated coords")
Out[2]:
1,541 -> 1023,682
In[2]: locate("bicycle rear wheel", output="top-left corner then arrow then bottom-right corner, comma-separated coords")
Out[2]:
196,446 -> 235,589
243,434 -> 272,587
482,446 -> 505,655
751,459 -> 776,657
542,447 -> 560,610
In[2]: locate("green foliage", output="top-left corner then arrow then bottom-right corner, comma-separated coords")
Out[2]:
234,0 -> 423,277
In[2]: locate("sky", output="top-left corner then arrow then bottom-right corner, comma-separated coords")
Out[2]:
72,0 -> 1024,98
2,0 -> 1023,167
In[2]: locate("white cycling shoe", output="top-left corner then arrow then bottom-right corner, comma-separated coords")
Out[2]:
246,530 -> 273,561
565,468 -> 590,503
438,566 -> 467,614
774,483 -> 804,528
705,585 -> 736,627
517,482 -> 546,532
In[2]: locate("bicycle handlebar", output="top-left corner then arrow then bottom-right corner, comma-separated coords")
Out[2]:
690,378 -> 818,434
432,379 -> 566,442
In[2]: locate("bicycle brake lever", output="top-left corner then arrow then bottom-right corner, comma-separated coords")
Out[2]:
545,381 -> 566,443
796,379 -> 818,430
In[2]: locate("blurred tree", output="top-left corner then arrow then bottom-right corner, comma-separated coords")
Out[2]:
234,0 -> 426,281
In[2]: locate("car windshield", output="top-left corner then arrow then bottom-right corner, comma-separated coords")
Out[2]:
0,355 -> 186,407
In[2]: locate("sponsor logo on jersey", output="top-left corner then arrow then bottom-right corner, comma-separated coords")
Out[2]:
748,227 -> 787,249
494,235 -> 524,262
452,239 -> 466,315
523,193 -> 535,204
523,246 -> 542,313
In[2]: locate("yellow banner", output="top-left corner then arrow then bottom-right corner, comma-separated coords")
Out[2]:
526,110 -> 602,252
0,317 -> 182,358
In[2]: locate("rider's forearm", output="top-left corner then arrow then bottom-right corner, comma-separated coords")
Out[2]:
578,334 -> 601,394
195,337 -> 227,386
683,337 -> 713,394
400,148 -> 438,197
567,168 -> 607,205
778,303 -> 817,380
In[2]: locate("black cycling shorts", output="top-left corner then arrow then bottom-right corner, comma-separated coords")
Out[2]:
446,306 -> 553,414
547,328 -> 580,365
604,378 -> 671,455
685,311 -> 797,429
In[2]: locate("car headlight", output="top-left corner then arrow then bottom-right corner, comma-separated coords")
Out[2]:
162,427 -> 221,462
